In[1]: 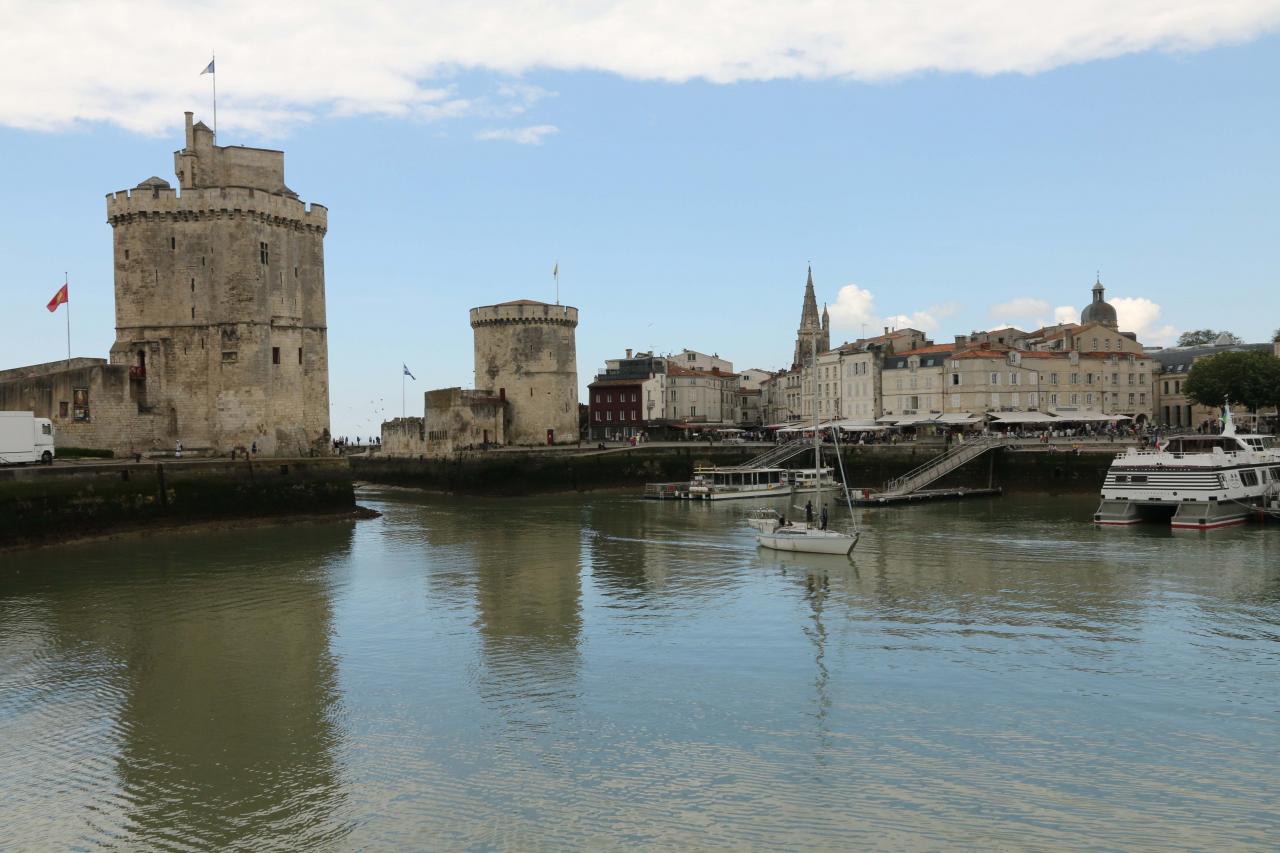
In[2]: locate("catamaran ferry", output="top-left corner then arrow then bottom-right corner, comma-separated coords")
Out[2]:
1094,408 -> 1280,529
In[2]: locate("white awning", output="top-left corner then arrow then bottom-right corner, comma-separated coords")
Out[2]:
933,413 -> 983,424
1049,411 -> 1133,422
826,419 -> 889,431
989,411 -> 1061,424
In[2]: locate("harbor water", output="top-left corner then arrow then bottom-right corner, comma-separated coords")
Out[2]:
2,488 -> 1278,850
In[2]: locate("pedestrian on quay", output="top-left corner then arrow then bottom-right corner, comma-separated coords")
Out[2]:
175,439 -> 182,459
805,500 -> 813,525
251,440 -> 258,456
820,505 -> 828,531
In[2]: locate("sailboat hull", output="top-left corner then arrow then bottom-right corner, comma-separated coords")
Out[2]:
756,527 -> 858,556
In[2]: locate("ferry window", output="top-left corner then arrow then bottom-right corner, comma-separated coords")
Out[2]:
1240,471 -> 1258,487
1114,475 -> 1129,483
1130,475 -> 1148,483
1272,468 -> 1280,479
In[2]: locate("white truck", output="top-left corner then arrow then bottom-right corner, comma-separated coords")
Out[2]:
0,411 -> 56,465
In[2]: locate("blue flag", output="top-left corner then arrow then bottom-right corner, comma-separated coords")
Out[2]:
201,58 -> 215,75
403,364 -> 415,380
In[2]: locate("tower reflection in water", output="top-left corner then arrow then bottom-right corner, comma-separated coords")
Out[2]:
0,522 -> 356,851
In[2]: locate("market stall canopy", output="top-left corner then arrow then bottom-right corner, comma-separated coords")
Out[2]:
1049,412 -> 1133,422
988,411 -> 1061,424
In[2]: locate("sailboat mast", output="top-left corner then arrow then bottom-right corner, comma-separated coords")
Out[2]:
813,329 -> 821,514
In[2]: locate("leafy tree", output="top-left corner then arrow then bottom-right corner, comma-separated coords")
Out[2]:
1177,329 -> 1243,347
1183,350 -> 1280,413
1273,328 -> 1280,343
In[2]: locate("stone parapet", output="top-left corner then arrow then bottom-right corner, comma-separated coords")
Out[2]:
106,185 -> 327,233
470,303 -> 578,328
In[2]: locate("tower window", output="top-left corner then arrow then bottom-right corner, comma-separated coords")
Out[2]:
272,347 -> 280,365
260,242 -> 269,264
191,307 -> 195,319
294,266 -> 299,278
297,347 -> 303,365
191,278 -> 195,291
202,256 -> 206,266
170,236 -> 175,250
124,249 -> 129,260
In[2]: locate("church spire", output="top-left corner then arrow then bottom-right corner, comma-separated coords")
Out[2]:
800,265 -> 819,327
793,265 -> 823,368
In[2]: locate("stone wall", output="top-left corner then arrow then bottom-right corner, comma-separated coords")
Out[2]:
381,416 -> 426,457
424,387 -> 504,454
470,302 -> 578,445
0,359 -> 169,452
0,457 -> 354,549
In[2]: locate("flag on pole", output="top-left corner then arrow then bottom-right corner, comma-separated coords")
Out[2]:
552,262 -> 558,277
403,364 -> 416,380
201,58 -> 215,75
47,283 -> 69,313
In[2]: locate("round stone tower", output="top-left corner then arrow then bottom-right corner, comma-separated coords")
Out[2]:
470,300 -> 579,445
106,112 -> 330,456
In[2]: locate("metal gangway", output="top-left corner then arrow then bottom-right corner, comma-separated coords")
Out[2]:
881,436 -> 1013,496
721,440 -> 816,471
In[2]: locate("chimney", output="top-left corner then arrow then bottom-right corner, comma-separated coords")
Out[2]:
184,111 -> 195,149
955,334 -> 968,348
625,348 -> 632,359
883,326 -> 890,336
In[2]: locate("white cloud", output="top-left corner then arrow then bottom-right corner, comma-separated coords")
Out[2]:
1111,296 -> 1178,345
476,124 -> 559,144
987,297 -> 1084,330
990,297 -> 1050,322
828,284 -> 952,335
2,1 -> 1277,135
1053,305 -> 1078,324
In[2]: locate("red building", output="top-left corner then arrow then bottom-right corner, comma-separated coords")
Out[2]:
587,378 -> 644,440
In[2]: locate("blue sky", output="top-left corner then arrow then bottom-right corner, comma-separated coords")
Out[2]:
1,4 -> 1277,438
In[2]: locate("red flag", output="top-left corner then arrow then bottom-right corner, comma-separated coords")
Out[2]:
47,283 -> 68,313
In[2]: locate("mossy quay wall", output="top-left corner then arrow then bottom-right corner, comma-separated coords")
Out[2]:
0,457 -> 354,549
353,445 -> 1114,496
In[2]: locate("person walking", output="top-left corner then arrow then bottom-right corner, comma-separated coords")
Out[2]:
820,505 -> 828,531
175,439 -> 182,459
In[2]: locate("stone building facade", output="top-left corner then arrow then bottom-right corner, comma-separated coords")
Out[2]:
105,112 -> 331,455
471,300 -> 579,445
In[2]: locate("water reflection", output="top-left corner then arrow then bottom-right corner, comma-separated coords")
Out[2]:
0,523 -> 355,851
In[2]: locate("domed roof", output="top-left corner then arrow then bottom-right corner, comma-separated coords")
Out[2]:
1081,277 -> 1117,328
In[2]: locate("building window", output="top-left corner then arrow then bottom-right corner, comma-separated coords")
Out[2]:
594,411 -> 601,422
170,236 -> 175,250
259,242 -> 269,264
190,307 -> 195,319
298,347 -> 303,365
1050,373 -> 1058,385
1086,393 -> 1093,405
606,393 -> 612,403
594,393 -> 601,403
991,373 -> 999,385
1050,393 -> 1058,406
272,347 -> 280,365
59,401 -> 69,418
951,373 -> 960,386
606,411 -> 612,421
1010,373 -> 1019,385
124,249 -> 129,260
1128,393 -> 1136,405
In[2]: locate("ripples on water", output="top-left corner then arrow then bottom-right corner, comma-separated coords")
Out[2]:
1,490 -> 1278,850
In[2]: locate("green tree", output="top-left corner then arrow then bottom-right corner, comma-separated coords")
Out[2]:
1183,350 -> 1280,413
1177,329 -> 1243,347
1273,328 -> 1280,343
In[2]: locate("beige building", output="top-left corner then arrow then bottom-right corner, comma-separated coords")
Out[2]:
1,112 -> 332,456
881,345 -> 952,418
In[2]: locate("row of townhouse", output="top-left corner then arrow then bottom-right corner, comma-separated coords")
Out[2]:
585,348 -> 769,439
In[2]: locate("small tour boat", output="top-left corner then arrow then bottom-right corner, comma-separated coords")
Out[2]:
1095,405 -> 1280,529
745,508 -> 783,532
687,466 -> 790,500
786,467 -> 842,495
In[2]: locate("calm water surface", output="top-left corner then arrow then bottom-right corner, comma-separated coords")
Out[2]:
2,489 -> 1278,851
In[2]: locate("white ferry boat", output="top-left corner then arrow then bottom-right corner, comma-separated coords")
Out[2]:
687,466 -> 790,500
1094,408 -> 1280,529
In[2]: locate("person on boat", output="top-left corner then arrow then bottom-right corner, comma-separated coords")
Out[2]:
820,506 -> 828,530
805,500 -> 813,525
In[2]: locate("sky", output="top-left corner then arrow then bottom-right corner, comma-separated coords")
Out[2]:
1,1 -> 1278,438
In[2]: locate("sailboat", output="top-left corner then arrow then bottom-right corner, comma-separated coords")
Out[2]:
757,329 -> 859,557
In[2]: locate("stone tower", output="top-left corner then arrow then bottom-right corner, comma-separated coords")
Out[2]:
792,266 -> 829,367
470,300 -> 579,445
106,113 -> 330,455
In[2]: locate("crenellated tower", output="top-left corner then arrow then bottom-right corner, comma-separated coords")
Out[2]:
106,112 -> 330,455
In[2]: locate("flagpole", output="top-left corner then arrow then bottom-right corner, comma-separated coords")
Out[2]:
64,272 -> 70,368
212,50 -> 217,139
402,370 -> 405,419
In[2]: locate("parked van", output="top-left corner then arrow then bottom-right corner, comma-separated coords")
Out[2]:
0,412 -> 56,465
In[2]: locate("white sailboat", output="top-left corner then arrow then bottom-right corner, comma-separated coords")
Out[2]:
757,329 -> 859,557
